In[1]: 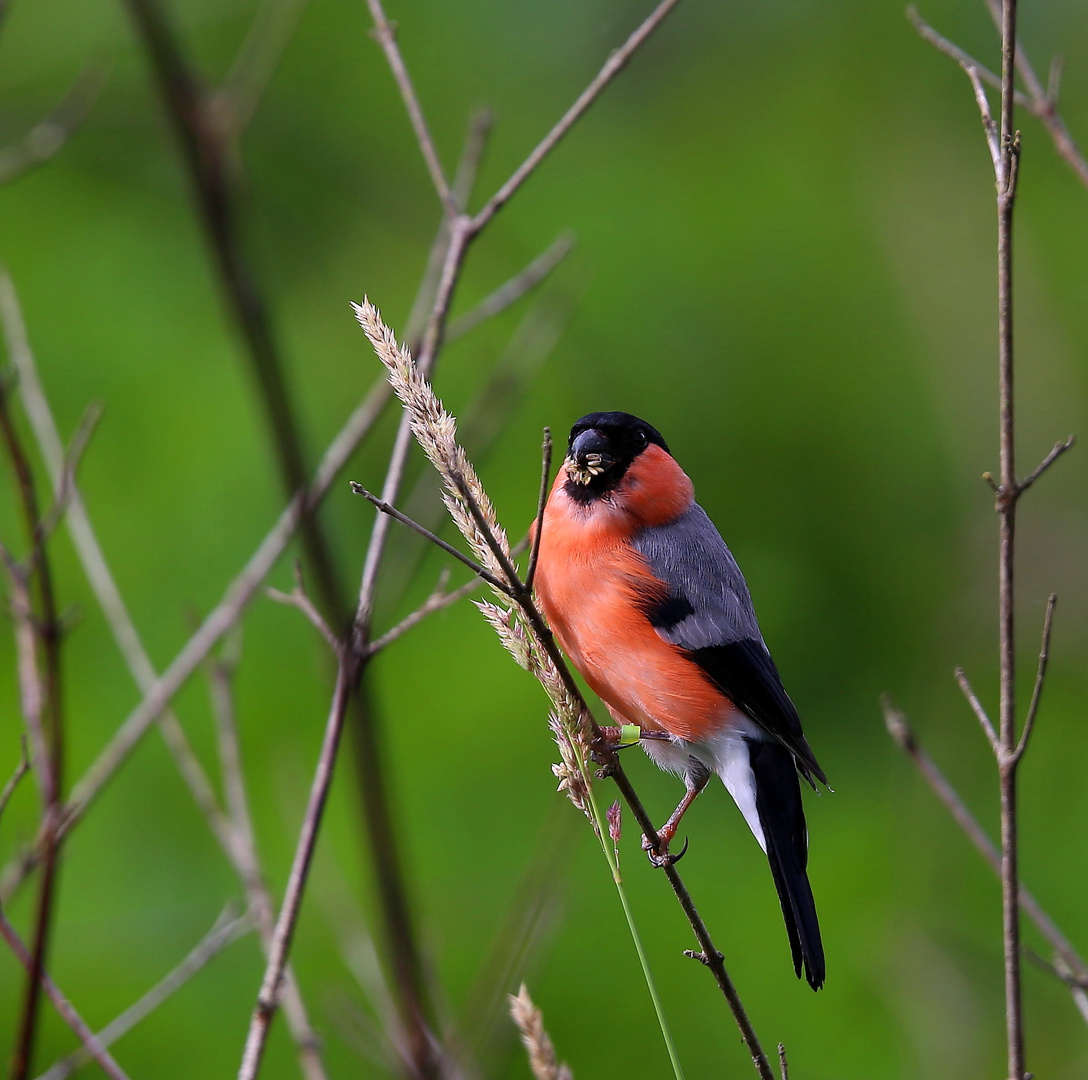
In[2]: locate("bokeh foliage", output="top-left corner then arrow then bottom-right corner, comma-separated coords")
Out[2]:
1,0 -> 1087,1077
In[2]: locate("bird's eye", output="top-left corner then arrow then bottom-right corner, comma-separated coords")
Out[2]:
633,431 -> 648,449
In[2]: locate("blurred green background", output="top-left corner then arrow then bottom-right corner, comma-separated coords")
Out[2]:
1,0 -> 1087,1077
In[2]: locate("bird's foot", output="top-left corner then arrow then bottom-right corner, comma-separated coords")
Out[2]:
641,828 -> 689,868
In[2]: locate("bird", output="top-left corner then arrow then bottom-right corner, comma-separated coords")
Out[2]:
532,410 -> 827,990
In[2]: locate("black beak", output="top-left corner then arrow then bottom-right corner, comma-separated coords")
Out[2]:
570,428 -> 616,468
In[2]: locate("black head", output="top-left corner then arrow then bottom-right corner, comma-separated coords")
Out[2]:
564,412 -> 669,500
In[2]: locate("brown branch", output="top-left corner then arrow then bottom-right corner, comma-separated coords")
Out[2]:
910,4 -> 1088,190
123,0 -> 345,627
470,0 -> 684,235
1018,435 -> 1074,494
35,906 -> 252,1080
1,349 -> 64,1080
266,563 -> 343,654
0,61 -> 110,186
351,485 -> 513,596
0,739 -> 30,823
883,698 -> 1088,993
1013,594 -> 1055,762
207,648 -> 328,1080
365,570 -> 482,656
907,8 -> 1030,109
365,0 -> 456,216
447,234 -> 575,342
214,0 -> 312,135
238,661 -> 353,1080
954,667 -> 999,752
982,0 -> 1088,189
0,907 -> 130,1080
777,1043 -> 789,1080
525,428 -> 552,594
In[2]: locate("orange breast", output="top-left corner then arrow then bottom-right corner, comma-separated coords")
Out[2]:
533,456 -> 734,742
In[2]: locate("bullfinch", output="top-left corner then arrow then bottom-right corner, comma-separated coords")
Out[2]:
533,411 -> 827,990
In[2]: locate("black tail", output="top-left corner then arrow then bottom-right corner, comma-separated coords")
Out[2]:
748,739 -> 825,990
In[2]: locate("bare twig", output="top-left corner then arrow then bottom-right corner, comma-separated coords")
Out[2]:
365,0 -> 456,216
907,8 -> 1029,108
208,647 -> 328,1080
35,906 -> 252,1080
215,0 -> 312,135
0,62 -> 110,186
447,234 -> 575,341
1,345 -> 64,1080
883,698 -> 1088,993
0,907 -> 130,1080
34,401 -> 103,546
965,65 -> 1004,182
266,564 -> 343,654
1018,435 -> 1075,494
351,485 -> 513,596
525,428 -> 552,593
470,0 -> 684,234
366,570 -> 482,656
0,373 -> 391,885
954,667 -> 999,752
0,739 -> 30,823
982,0 -> 1088,189
0,269 -> 245,896
124,0 -> 345,625
777,1043 -> 789,1080
238,663 -> 355,1080
1013,594 -> 1056,762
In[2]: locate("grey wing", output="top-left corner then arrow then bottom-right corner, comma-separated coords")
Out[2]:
632,504 -> 826,786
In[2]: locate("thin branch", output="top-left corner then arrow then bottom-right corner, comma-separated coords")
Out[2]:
982,0 -> 1088,190
215,0 -> 312,135
351,485 -> 513,596
883,698 -> 1088,1000
35,906 -> 252,1080
0,270 -> 238,900
238,662 -> 355,1080
123,0 -> 345,628
0,373 -> 391,889
1,344 -> 64,1080
0,907 -> 131,1080
471,0 -> 684,234
366,570 -> 481,656
0,61 -> 110,186
447,234 -> 575,341
208,647 -> 328,1080
964,65 -> 1003,181
777,1044 -> 789,1080
265,563 -> 343,654
34,402 -> 103,547
0,739 -> 30,823
365,0 -> 456,216
954,667 -> 999,752
525,428 -> 552,593
907,8 -> 1030,109
1013,594 -> 1056,762
1018,435 -> 1075,494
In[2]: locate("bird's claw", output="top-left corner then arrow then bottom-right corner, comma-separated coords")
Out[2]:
641,832 -> 689,868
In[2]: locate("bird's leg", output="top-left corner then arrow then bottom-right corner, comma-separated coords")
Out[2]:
643,759 -> 711,868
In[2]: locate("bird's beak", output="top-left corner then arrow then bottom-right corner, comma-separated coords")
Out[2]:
566,429 -> 616,485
